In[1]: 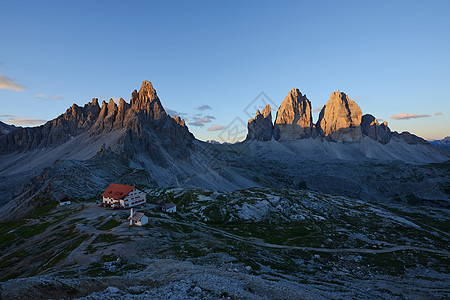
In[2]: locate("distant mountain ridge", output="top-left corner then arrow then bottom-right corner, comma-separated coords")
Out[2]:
0,81 -> 448,221
0,81 -> 193,160
0,121 -> 19,136
429,136 -> 450,152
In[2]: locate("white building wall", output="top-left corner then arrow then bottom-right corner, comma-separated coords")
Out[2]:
123,188 -> 146,208
103,188 -> 146,208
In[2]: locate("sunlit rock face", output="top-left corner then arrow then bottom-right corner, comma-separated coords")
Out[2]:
361,114 -> 392,144
0,81 -> 194,159
316,91 -> 362,142
246,104 -> 273,141
273,88 -> 313,141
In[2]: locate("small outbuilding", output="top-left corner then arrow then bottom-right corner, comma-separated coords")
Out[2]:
128,208 -> 148,226
59,197 -> 71,206
160,203 -> 177,213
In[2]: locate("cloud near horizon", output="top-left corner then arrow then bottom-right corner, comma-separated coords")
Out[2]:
165,108 -> 187,117
207,125 -> 226,131
0,114 -> 21,118
188,117 -> 213,127
35,93 -> 63,100
0,74 -> 25,92
390,113 -> 431,120
5,118 -> 47,126
434,112 -> 443,116
313,105 -> 324,113
197,104 -> 212,111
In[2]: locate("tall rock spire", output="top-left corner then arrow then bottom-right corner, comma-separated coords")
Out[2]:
131,81 -> 166,120
246,104 -> 273,141
273,88 -> 313,141
316,91 -> 362,142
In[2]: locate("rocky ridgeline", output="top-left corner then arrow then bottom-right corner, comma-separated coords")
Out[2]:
246,104 -> 273,141
247,89 -> 428,144
0,81 -> 193,156
361,114 -> 391,144
0,121 -> 18,136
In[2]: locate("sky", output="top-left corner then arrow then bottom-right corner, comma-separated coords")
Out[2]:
0,0 -> 449,141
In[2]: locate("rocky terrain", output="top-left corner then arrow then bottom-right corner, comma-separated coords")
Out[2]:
0,81 -> 448,215
0,122 -> 18,136
0,188 -> 449,299
0,81 -> 449,298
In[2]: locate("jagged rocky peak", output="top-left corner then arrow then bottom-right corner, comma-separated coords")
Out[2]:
173,115 -> 187,127
316,91 -> 362,142
246,104 -> 273,141
131,80 -> 167,120
0,80 -> 193,156
273,88 -> 313,141
361,114 -> 392,144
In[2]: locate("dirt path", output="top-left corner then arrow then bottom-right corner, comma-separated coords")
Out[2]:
151,216 -> 450,256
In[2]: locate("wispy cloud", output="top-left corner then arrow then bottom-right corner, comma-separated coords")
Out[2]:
0,114 -> 47,126
207,125 -> 225,131
35,93 -> 63,100
390,113 -> 431,120
6,118 -> 46,126
0,114 -> 21,118
197,104 -> 212,111
313,105 -> 324,113
204,115 -> 216,120
0,74 -> 25,92
188,117 -> 213,127
166,108 -> 187,117
434,112 -> 443,116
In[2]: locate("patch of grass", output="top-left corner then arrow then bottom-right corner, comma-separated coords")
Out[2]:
93,233 -> 119,243
28,200 -> 58,219
97,219 -> 121,231
0,222 -> 52,250
37,234 -> 89,273
0,250 -> 29,269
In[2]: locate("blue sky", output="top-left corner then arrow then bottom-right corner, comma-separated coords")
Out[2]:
1,0 -> 449,141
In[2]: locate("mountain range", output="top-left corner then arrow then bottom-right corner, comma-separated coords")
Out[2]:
0,81 -> 448,220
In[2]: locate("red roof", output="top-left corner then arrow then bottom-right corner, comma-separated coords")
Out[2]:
102,184 -> 135,200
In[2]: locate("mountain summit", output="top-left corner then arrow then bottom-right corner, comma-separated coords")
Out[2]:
273,88 -> 313,141
0,81 -> 193,157
316,91 -> 362,142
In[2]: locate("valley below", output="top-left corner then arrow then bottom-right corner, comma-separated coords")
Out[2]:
1,187 -> 449,299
